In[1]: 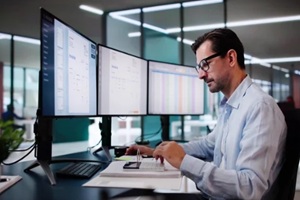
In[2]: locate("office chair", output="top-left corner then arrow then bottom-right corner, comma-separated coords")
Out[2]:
265,108 -> 300,200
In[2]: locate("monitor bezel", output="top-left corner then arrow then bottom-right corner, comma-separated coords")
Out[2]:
97,43 -> 148,117
40,8 -> 98,118
147,59 -> 205,116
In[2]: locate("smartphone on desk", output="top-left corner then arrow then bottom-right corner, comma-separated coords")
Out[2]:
123,161 -> 165,172
123,162 -> 141,169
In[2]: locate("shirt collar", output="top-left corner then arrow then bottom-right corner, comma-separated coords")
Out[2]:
220,75 -> 253,109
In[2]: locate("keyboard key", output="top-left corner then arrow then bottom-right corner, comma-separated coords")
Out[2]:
56,162 -> 102,179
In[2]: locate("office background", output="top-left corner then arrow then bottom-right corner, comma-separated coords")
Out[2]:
0,0 -> 299,144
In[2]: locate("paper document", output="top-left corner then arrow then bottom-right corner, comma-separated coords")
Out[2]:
99,159 -> 181,178
83,158 -> 183,190
83,176 -> 183,190
0,175 -> 22,193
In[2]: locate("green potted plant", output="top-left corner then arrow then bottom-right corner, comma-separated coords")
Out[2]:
0,120 -> 25,177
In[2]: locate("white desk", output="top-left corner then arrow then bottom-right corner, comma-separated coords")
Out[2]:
171,120 -> 217,138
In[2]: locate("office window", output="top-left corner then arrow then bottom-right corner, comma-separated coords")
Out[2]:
24,68 -> 39,117
0,33 -> 11,65
14,38 -> 39,117
12,67 -> 24,117
107,12 -> 141,57
14,38 -> 40,69
280,69 -> 290,101
143,5 -> 180,63
0,33 -> 11,112
251,64 -> 272,95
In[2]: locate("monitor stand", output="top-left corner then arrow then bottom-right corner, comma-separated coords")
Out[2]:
92,116 -> 113,161
24,110 -> 106,185
160,116 -> 170,141
135,116 -> 150,145
23,115 -> 56,185
160,115 -> 188,143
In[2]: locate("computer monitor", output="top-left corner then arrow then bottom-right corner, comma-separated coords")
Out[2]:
97,45 -> 148,116
148,60 -> 204,115
28,8 -> 98,185
41,8 -> 97,117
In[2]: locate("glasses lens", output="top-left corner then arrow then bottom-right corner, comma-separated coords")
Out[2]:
200,60 -> 209,71
195,65 -> 200,72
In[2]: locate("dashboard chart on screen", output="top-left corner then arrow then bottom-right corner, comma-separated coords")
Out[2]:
148,60 -> 204,115
98,45 -> 148,116
41,9 -> 97,117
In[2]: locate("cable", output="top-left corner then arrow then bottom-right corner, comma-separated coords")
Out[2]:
2,144 -> 36,165
134,127 -> 162,143
10,142 -> 36,152
118,116 -> 127,120
87,139 -> 102,151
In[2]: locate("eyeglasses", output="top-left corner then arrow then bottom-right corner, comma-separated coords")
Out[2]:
195,52 -> 223,73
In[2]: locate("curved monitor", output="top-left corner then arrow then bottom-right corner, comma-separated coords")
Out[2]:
148,60 -> 204,115
40,9 -> 97,117
98,45 -> 148,116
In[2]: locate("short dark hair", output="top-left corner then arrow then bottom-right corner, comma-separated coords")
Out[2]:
191,28 -> 245,69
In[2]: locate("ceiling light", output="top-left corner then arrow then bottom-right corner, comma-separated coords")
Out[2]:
0,33 -> 12,40
165,28 -> 181,34
176,37 -> 194,45
272,65 -> 280,70
13,36 -> 40,45
227,15 -> 300,27
251,57 -> 300,63
295,70 -> 300,75
183,0 -> 223,7
143,4 -> 181,13
79,5 -> 103,15
142,23 -> 167,34
183,38 -> 194,45
245,57 -> 271,68
282,68 -> 289,73
110,9 -> 141,16
244,54 -> 252,60
128,32 -> 141,37
183,23 -> 225,32
109,14 -> 141,26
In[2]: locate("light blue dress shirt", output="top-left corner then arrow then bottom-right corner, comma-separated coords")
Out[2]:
180,75 -> 287,199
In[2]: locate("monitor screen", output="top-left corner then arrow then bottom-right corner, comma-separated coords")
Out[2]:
41,9 -> 97,117
148,60 -> 204,115
98,45 -> 148,116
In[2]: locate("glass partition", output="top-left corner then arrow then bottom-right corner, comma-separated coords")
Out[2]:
107,12 -> 141,57
0,33 -> 12,112
143,5 -> 181,63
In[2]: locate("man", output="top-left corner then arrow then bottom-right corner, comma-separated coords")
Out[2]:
2,104 -> 25,130
126,28 -> 287,199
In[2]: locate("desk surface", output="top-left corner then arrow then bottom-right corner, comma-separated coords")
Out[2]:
0,151 -> 206,200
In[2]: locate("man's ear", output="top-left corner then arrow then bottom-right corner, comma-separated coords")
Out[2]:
227,49 -> 237,67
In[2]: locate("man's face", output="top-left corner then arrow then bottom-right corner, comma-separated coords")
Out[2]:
195,40 -> 230,93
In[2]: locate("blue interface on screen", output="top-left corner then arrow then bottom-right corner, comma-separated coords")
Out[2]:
41,10 -> 97,116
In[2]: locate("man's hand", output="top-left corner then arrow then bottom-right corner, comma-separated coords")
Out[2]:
125,144 -> 154,156
153,141 -> 186,169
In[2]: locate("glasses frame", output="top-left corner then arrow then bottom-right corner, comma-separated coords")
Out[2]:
195,52 -> 223,73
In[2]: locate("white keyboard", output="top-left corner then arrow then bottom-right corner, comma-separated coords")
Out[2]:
139,162 -> 165,172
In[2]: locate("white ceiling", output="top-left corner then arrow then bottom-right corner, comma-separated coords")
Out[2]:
0,0 -> 300,70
